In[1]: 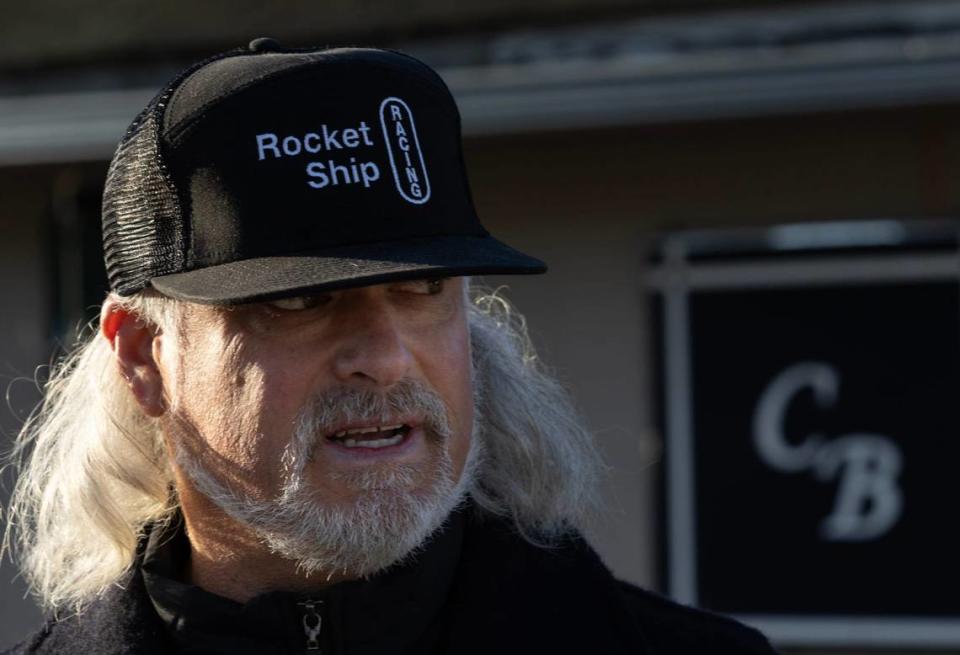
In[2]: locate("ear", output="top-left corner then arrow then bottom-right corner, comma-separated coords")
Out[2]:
101,298 -> 167,417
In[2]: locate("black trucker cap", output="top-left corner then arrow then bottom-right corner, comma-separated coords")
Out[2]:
102,38 -> 545,304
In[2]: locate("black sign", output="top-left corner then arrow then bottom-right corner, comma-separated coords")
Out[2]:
651,219 -> 960,648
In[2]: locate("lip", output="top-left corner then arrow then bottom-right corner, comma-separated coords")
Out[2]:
322,416 -> 421,440
321,424 -> 425,463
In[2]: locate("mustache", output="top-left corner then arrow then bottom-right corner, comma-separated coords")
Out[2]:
294,378 -> 453,447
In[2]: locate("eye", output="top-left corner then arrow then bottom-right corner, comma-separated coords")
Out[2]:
264,295 -> 328,311
399,278 -> 446,295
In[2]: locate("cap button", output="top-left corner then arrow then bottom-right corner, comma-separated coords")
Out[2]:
249,37 -> 282,53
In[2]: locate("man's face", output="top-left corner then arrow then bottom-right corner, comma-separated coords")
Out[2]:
156,277 -> 476,575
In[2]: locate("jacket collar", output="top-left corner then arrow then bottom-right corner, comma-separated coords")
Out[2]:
139,506 -> 466,654
25,505 -> 653,654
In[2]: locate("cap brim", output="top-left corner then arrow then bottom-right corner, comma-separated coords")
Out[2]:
149,235 -> 546,304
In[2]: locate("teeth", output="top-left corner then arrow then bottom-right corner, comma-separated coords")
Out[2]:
341,433 -> 405,449
333,424 -> 404,438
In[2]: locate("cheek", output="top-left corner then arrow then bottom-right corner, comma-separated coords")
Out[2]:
167,337 -> 277,480
222,362 -> 271,464
421,317 -> 475,474
449,375 -> 475,479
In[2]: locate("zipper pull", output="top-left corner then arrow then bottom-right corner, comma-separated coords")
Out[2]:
297,599 -> 324,652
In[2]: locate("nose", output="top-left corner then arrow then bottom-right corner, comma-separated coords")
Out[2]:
329,291 -> 414,388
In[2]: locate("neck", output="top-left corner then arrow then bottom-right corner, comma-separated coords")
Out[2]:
178,491 -> 353,603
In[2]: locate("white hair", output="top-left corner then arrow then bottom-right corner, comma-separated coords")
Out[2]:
2,285 -> 602,612
176,378 -> 482,579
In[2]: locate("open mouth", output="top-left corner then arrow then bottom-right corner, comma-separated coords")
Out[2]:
326,424 -> 413,449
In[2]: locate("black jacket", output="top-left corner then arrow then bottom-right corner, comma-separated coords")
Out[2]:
4,510 -> 777,654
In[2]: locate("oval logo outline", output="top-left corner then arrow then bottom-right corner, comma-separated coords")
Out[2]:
379,96 -> 431,205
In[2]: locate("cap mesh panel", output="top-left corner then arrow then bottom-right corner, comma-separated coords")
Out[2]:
101,110 -> 185,295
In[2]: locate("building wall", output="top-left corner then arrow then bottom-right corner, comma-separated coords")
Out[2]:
0,167 -> 54,642
0,0 -> 816,70
466,104 -> 958,624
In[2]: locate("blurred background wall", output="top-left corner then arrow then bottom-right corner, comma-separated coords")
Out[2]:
3,1 -> 960,652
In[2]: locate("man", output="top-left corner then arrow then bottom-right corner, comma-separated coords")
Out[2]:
3,40 -> 776,654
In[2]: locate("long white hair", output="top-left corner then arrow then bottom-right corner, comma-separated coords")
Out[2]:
2,285 -> 602,612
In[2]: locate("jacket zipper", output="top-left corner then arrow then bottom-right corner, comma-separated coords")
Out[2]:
297,599 -> 324,652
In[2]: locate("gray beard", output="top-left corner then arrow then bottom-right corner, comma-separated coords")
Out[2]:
175,380 -> 481,579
